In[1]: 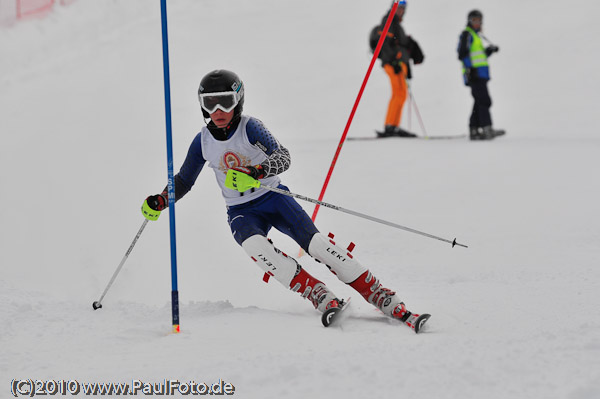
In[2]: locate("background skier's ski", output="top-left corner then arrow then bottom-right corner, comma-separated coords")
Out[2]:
347,134 -> 467,141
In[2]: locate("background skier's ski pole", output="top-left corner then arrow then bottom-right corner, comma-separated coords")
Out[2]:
406,80 -> 428,137
92,219 -> 149,310
479,33 -> 498,47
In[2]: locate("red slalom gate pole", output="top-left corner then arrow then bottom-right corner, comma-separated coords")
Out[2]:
309,1 -> 399,223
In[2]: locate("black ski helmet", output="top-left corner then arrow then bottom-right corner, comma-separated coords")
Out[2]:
198,69 -> 245,120
467,9 -> 483,23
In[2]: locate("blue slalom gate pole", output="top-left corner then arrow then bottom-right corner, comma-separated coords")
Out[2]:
159,0 -> 180,333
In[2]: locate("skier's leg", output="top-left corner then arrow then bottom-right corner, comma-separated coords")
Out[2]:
269,188 -> 319,252
307,232 -> 366,283
228,200 -> 338,312
241,235 -> 297,287
307,232 -> 412,321
471,79 -> 492,127
265,193 -> 417,322
241,235 -> 340,313
384,64 -> 404,128
469,83 -> 479,129
396,63 -> 409,126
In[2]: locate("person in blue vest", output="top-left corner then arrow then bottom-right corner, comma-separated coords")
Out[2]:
457,9 -> 504,140
141,69 -> 430,332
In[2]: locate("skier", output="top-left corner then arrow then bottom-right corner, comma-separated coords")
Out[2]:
372,0 -> 424,138
457,9 -> 505,140
142,69 -> 429,332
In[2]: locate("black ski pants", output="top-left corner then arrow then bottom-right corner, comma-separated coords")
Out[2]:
469,78 -> 492,128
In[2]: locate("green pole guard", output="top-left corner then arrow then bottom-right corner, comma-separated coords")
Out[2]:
225,169 -> 261,192
141,200 -> 161,221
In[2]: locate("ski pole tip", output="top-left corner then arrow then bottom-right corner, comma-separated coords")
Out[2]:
452,238 -> 469,249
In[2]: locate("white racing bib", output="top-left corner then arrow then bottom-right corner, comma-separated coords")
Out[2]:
201,116 -> 281,206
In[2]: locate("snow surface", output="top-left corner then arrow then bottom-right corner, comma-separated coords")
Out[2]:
1,0 -> 600,398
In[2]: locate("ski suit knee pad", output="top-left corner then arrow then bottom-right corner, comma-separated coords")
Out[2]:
307,233 -> 367,283
241,235 -> 299,287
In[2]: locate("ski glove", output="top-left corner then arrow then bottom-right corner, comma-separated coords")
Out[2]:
230,165 -> 264,180
389,59 -> 403,74
141,194 -> 167,221
485,45 -> 499,56
225,169 -> 261,193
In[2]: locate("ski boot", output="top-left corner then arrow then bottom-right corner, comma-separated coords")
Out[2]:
308,283 -> 348,327
289,267 -> 341,313
376,125 -> 397,138
393,126 -> 417,138
391,302 -> 431,333
309,283 -> 342,313
482,125 -> 505,138
377,125 -> 417,138
469,126 -> 493,140
350,271 -> 430,333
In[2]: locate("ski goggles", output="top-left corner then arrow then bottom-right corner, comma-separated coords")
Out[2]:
198,91 -> 242,114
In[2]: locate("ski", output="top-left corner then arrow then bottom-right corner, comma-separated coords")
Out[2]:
404,313 -> 431,334
321,298 -> 351,327
470,129 -> 506,140
347,134 -> 466,141
419,135 -> 467,140
321,298 -> 431,333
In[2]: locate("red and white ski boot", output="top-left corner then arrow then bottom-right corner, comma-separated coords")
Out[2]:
350,271 -> 431,333
391,302 -> 431,333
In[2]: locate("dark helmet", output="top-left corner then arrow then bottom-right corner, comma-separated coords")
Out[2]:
197,69 -> 245,120
467,9 -> 483,23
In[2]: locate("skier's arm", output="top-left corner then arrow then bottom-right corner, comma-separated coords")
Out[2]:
144,133 -> 206,217
245,117 -> 291,178
457,30 -> 472,65
162,133 -> 206,201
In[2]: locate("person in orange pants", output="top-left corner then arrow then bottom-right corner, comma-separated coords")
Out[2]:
372,1 -> 423,138
384,62 -> 409,132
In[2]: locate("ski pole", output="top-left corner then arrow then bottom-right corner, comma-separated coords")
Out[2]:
406,80 -> 428,137
92,219 -> 149,310
262,184 -> 467,248
407,85 -> 412,131
402,66 -> 412,132
479,33 -> 497,47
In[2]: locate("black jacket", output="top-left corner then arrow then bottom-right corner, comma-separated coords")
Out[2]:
375,12 -> 424,78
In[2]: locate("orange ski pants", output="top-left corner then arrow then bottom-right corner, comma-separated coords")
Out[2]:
384,63 -> 408,127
